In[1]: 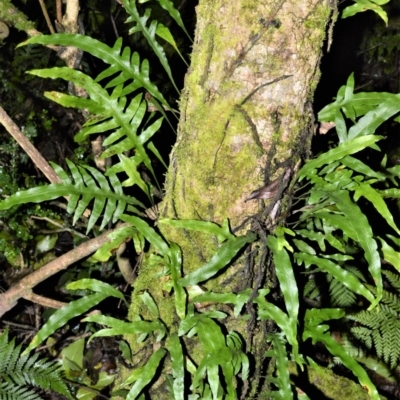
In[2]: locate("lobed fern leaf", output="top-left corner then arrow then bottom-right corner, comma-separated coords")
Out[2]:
0,160 -> 144,234
122,0 -> 179,93
265,333 -> 293,399
28,68 -> 163,178
0,329 -> 72,399
18,34 -> 169,108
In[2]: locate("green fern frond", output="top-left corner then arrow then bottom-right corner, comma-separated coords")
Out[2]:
28,68 -> 163,176
0,329 -> 72,400
366,284 -> 400,313
0,382 -> 42,400
303,278 -> 320,300
348,310 -> 400,369
383,269 -> 400,291
18,34 -> 169,108
327,274 -> 358,307
0,160 -> 144,233
265,333 -> 293,399
122,0 -> 179,93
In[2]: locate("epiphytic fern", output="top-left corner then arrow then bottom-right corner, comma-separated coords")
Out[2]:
17,33 -> 168,195
0,329 -> 72,400
18,34 -> 170,109
0,159 -> 144,233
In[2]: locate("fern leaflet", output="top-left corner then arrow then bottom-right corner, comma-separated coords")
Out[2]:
0,329 -> 72,399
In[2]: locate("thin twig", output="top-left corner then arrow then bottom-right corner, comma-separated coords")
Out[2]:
37,0 -> 55,34
0,223 -> 130,317
0,106 -> 61,184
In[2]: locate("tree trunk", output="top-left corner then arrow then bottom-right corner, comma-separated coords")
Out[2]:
127,0 -> 336,397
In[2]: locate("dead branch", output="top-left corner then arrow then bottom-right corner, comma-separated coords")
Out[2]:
0,223 -> 130,318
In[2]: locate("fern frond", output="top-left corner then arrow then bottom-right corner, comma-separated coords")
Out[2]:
366,284 -> 400,313
303,278 -> 320,300
327,274 -> 357,307
29,68 -> 163,175
0,160 -> 144,233
18,34 -> 169,108
122,0 -> 179,93
348,310 -> 400,369
0,329 -> 72,399
0,382 -> 41,400
383,269 -> 400,291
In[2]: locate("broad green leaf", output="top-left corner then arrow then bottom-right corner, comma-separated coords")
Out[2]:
60,338 -> 85,370
24,293 -> 107,353
342,0 -> 389,25
0,184 -> 73,210
147,141 -> 168,169
139,291 -> 159,317
125,348 -> 167,400
155,23 -> 188,66
196,317 -> 226,354
266,334 -> 292,399
298,136 -> 382,179
348,94 -> 400,140
303,324 -> 379,400
267,235 -> 299,358
179,232 -> 256,286
341,156 -> 388,180
169,243 -> 186,319
319,84 -> 398,122
192,289 -> 252,317
18,34 -> 169,107
120,214 -> 170,257
160,218 -> 235,242
67,278 -> 127,305
353,182 -> 400,235
379,238 -> 400,272
296,253 -> 374,303
293,239 -> 316,255
296,229 -> 326,251
254,294 -> 297,353
167,334 -> 185,400
324,190 -> 382,308
83,315 -> 166,342
305,308 -> 345,326
118,154 -> 151,195
89,225 -> 137,262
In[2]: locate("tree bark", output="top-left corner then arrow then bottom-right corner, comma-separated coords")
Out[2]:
160,0 -> 331,262
128,0 -> 337,397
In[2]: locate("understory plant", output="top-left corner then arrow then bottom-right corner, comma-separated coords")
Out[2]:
0,1 -> 399,399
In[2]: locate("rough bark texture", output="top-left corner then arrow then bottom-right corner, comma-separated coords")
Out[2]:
126,0 -> 338,398
160,0 -> 330,265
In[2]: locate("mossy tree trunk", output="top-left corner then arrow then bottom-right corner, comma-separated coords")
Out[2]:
127,0 -> 335,397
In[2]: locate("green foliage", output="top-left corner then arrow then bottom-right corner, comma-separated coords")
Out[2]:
348,308 -> 400,369
342,0 -> 390,25
0,329 -> 72,400
1,0 -> 399,398
18,34 -> 169,108
265,334 -> 293,399
0,159 -> 144,234
24,279 -> 127,353
303,309 -> 380,398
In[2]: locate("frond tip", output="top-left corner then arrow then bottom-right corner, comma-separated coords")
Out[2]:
0,328 -> 73,400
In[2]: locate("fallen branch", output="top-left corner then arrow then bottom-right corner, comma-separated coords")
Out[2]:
0,224 -> 130,318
